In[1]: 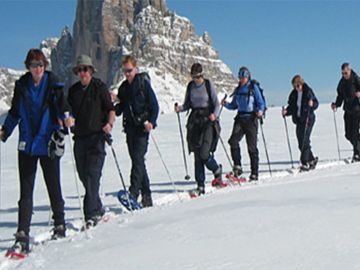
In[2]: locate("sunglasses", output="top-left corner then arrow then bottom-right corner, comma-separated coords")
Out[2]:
342,72 -> 349,76
123,68 -> 134,74
77,66 -> 90,73
29,63 -> 44,69
293,83 -> 302,88
238,70 -> 250,79
192,75 -> 202,80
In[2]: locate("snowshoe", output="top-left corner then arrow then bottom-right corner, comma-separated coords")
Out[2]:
225,173 -> 247,184
211,178 -> 228,188
5,231 -> 30,259
117,190 -> 142,211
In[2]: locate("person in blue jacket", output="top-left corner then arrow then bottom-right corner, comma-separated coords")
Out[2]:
0,49 -> 72,254
113,55 -> 159,207
282,75 -> 319,171
222,67 -> 265,181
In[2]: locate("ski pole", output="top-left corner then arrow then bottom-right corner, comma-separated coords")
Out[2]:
300,109 -> 311,152
47,206 -> 52,226
0,142 -> 2,220
282,107 -> 294,169
218,135 -> 232,168
217,94 -> 232,168
65,125 -> 89,237
217,93 -> 228,120
104,134 -> 135,211
175,103 -> 191,180
100,147 -> 106,198
150,133 -> 181,201
332,109 -> 341,160
298,109 -> 312,168
259,118 -> 272,177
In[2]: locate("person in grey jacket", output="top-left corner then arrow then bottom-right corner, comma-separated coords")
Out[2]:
175,63 -> 223,195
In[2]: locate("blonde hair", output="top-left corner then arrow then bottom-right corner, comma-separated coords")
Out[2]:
122,55 -> 137,67
291,75 -> 304,86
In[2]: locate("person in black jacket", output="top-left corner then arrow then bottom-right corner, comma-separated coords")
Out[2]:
113,55 -> 159,207
67,55 -> 115,227
282,75 -> 319,171
331,63 -> 360,162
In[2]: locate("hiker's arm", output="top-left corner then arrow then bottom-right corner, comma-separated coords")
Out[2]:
224,93 -> 237,110
146,80 -> 160,128
254,85 -> 265,113
209,81 -> 220,116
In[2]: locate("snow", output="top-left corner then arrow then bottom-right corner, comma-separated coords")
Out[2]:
0,105 -> 359,269
0,68 -> 25,113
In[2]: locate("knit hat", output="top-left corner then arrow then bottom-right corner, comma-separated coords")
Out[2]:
72,54 -> 96,74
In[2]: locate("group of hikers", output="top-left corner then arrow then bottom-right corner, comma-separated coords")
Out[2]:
1,48 -> 360,255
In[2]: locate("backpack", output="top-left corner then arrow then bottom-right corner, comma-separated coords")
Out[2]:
231,79 -> 267,113
137,72 -> 151,94
249,79 -> 267,112
128,72 -> 152,126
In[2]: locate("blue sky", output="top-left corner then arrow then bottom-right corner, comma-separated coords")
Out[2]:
0,0 -> 359,105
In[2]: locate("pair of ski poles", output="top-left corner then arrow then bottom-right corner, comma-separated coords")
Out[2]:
282,107 -> 312,170
283,106 -> 342,170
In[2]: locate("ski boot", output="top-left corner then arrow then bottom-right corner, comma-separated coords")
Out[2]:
5,231 -> 30,259
141,194 -> 153,208
189,186 -> 205,198
309,157 -> 319,170
211,165 -> 228,188
352,154 -> 360,163
196,186 -> 205,196
232,165 -> 243,177
249,174 -> 258,182
51,224 -> 66,240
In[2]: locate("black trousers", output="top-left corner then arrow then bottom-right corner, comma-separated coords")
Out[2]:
228,115 -> 259,175
296,118 -> 315,165
126,127 -> 151,199
344,113 -> 360,156
192,123 -> 220,186
18,152 -> 65,234
74,133 -> 105,220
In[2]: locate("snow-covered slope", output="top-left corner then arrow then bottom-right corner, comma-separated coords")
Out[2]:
0,68 -> 25,114
0,105 -> 359,269
40,37 -> 59,70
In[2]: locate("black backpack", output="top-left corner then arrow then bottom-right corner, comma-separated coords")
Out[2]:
137,72 -> 151,93
128,72 -> 152,126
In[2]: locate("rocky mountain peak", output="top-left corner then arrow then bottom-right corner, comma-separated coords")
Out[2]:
0,0 -> 236,114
